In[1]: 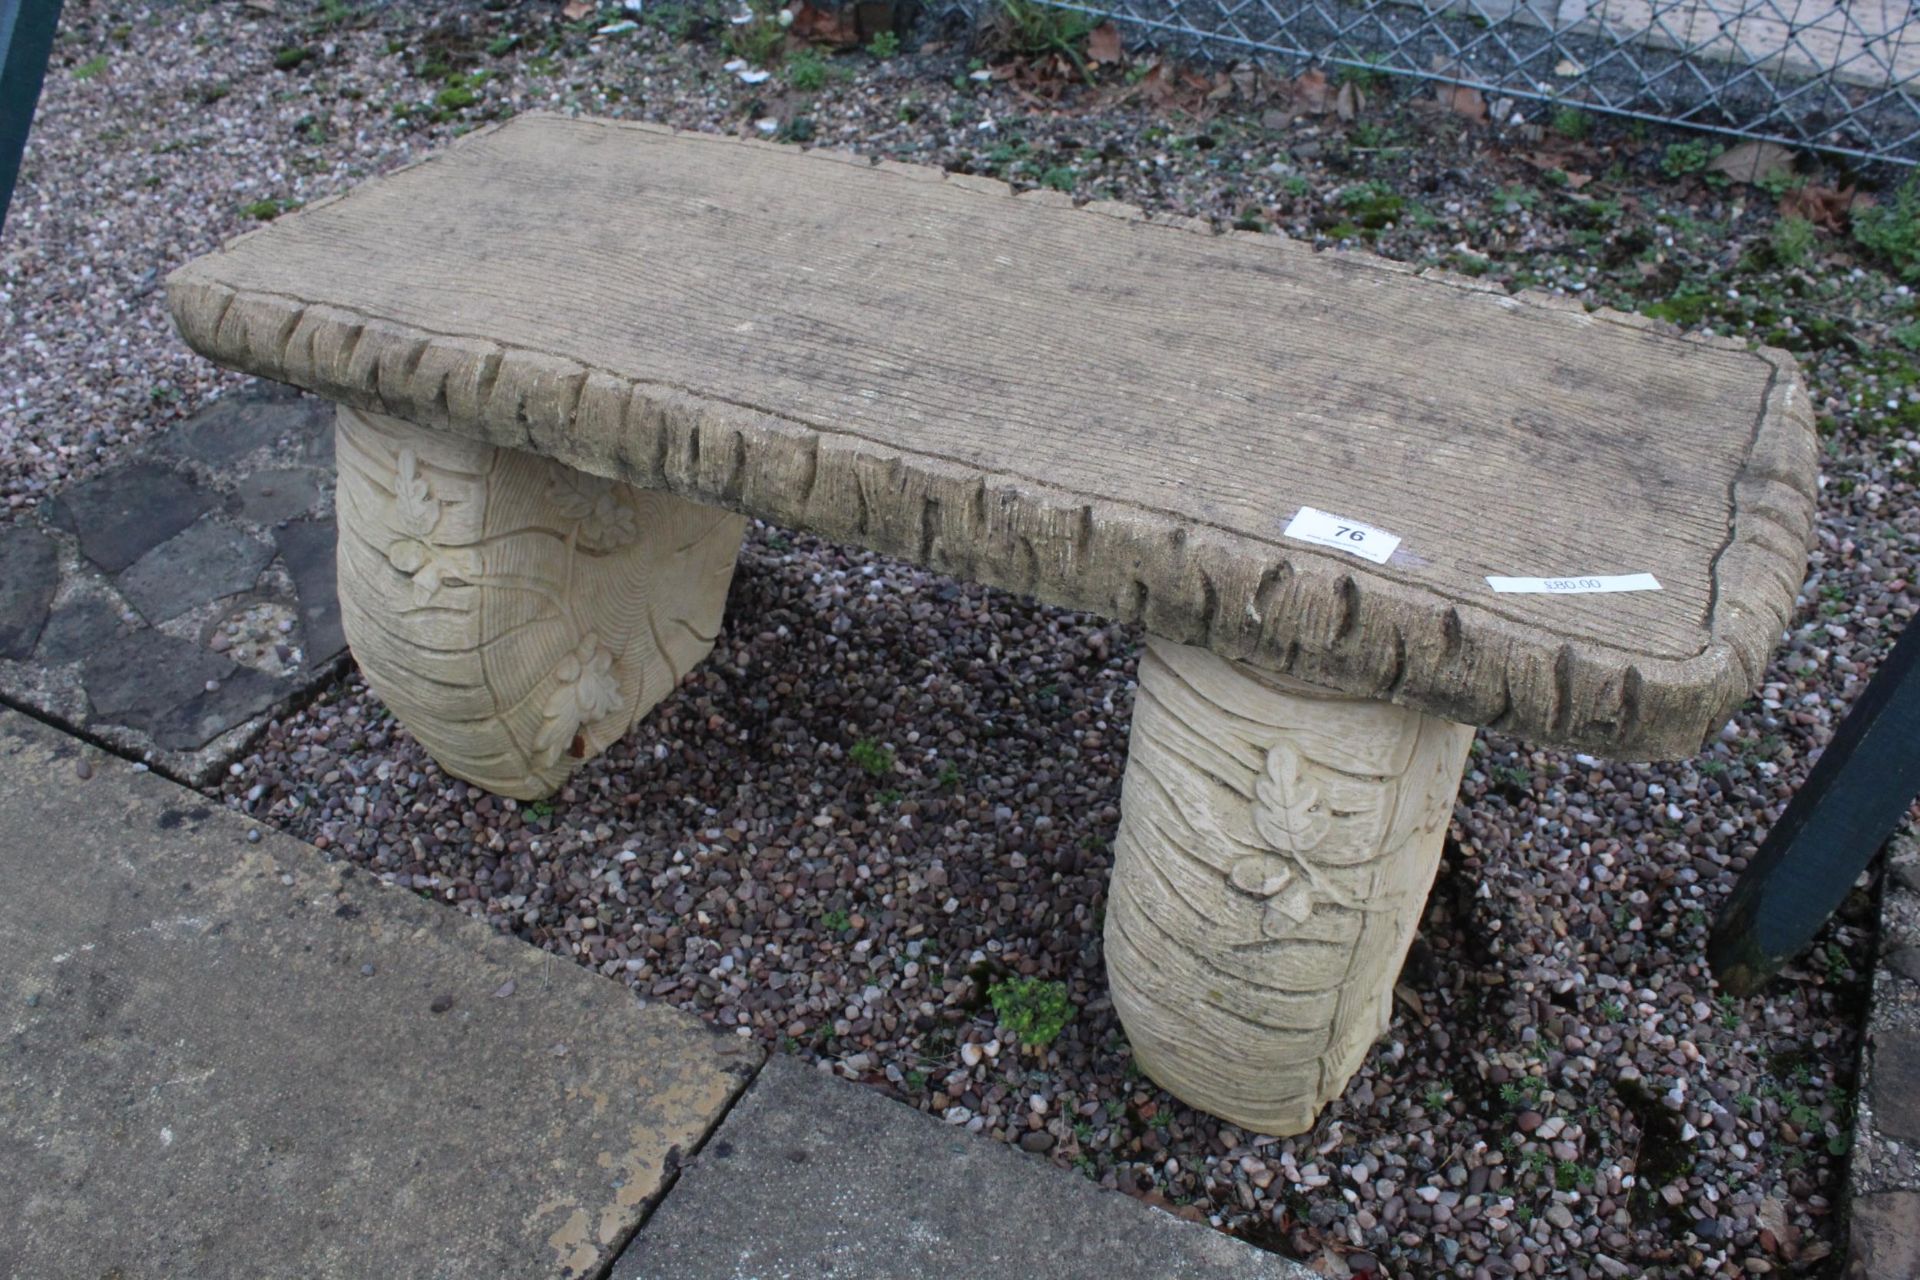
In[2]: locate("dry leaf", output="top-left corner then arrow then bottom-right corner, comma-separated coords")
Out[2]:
1334,79 -> 1364,121
1435,81 -> 1486,123
1709,139 -> 1797,185
1782,183 -> 1868,233
788,0 -> 861,47
1394,982 -> 1426,1020
243,0 -> 277,12
561,0 -> 593,17
1087,22 -> 1122,65
1291,68 -> 1331,115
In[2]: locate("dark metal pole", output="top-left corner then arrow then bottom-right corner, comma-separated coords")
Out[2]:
0,0 -> 64,238
1710,615 -> 1920,996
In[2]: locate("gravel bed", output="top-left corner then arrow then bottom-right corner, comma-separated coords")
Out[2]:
9,2 -> 1919,1276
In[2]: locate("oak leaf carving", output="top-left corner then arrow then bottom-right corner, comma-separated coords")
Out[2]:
1251,743 -> 1330,853
393,449 -> 440,539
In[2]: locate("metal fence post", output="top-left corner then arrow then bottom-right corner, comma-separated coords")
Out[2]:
1710,618 -> 1920,997
1,0 -> 64,237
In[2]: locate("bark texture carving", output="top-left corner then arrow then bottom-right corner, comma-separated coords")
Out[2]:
1108,637 -> 1473,1135
334,406 -> 745,799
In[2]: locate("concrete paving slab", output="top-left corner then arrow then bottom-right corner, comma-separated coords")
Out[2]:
614,1055 -> 1315,1280
1845,822 -> 1920,1274
0,707 -> 758,1280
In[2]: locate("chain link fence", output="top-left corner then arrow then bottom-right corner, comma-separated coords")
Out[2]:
947,0 -> 1920,166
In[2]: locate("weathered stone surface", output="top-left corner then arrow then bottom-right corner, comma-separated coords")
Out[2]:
157,376 -> 334,467
167,113 -> 1816,759
82,631 -> 233,737
34,594 -> 135,664
1888,946 -> 1920,984
115,516 -> 275,623
615,1055 -> 1311,1280
0,524 -> 59,659
43,460 -> 213,573
0,706 -> 754,1280
227,467 -> 324,526
1847,1191 -> 1920,1280
1872,1030 -> 1920,1143
334,406 -> 744,799
273,516 -> 345,666
151,665 -> 293,751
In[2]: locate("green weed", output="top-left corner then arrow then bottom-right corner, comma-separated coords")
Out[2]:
988,976 -> 1075,1048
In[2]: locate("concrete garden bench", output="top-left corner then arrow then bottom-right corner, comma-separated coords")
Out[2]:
166,113 -> 1817,1137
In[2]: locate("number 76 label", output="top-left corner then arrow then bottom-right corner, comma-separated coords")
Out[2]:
1282,507 -> 1401,565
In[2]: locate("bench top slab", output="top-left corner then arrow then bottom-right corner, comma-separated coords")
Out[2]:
166,113 -> 1816,758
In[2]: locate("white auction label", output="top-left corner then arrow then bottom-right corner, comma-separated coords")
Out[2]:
1486,573 -> 1662,594
1283,507 -> 1401,565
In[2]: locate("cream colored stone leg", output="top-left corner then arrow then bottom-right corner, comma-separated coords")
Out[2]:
333,405 -> 746,800
1106,637 -> 1473,1135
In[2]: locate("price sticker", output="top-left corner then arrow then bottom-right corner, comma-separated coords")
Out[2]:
1282,507 -> 1401,565
1486,574 -> 1662,594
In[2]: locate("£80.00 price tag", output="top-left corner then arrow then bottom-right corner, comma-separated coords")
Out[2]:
1282,507 -> 1401,565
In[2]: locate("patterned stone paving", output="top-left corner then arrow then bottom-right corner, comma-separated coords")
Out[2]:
0,381 -> 344,783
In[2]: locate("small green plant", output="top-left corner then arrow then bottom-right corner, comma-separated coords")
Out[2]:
240,198 -> 294,221
1757,168 -> 1805,199
486,34 -> 520,56
988,0 -> 1095,77
1495,184 -> 1538,212
785,46 -> 828,90
1279,174 -> 1312,199
72,54 -> 109,80
988,976 -> 1075,1048
1661,139 -> 1718,178
1854,175 -> 1920,281
435,83 -> 478,110
1423,1086 -> 1450,1112
1551,106 -> 1590,140
867,30 -> 900,58
1333,54 -> 1387,91
1771,215 -> 1817,267
874,787 -> 902,807
525,798 -> 555,820
849,738 -> 894,776
936,761 -> 962,788
724,10 -> 785,66
820,907 -> 852,932
1600,998 -> 1626,1022
1556,1159 -> 1596,1191
1490,762 -> 1532,790
1040,165 -> 1076,193
1333,179 -> 1405,231
1643,284 -> 1714,329
274,45 -> 314,71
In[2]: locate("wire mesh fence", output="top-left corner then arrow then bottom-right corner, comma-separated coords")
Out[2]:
944,0 -> 1920,166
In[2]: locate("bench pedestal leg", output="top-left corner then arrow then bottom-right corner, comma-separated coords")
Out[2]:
1107,637 -> 1472,1134
333,405 -> 746,800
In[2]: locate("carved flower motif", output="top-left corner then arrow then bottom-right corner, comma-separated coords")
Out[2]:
386,539 -> 479,606
535,635 -> 623,764
546,469 -> 638,551
394,449 -> 440,539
